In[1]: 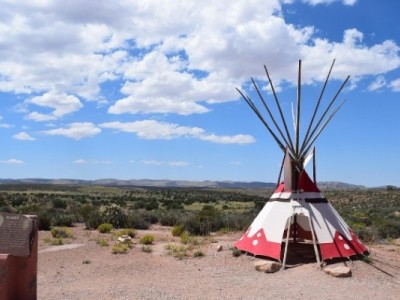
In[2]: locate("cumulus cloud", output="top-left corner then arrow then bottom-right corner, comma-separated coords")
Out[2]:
0,0 -> 398,120
13,131 -> 36,141
0,159 -> 24,164
41,122 -> 101,140
27,91 -> 83,121
99,120 -> 255,144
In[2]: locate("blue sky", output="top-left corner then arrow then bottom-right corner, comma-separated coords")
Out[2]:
0,0 -> 399,187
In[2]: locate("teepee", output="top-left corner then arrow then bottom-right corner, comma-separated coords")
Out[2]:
235,60 -> 368,267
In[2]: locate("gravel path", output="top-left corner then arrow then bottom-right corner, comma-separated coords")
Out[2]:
38,225 -> 400,300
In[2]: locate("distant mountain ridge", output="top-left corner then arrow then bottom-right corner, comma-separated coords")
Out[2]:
0,178 -> 368,189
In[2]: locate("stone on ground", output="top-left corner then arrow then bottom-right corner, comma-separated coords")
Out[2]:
253,259 -> 281,273
324,265 -> 352,277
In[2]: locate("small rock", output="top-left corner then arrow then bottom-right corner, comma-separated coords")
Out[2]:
117,235 -> 132,243
324,265 -> 352,277
217,245 -> 223,252
253,259 -> 281,273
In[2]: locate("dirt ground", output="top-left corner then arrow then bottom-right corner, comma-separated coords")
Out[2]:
38,224 -> 400,300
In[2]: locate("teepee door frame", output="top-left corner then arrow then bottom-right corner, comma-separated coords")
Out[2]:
281,211 -> 321,269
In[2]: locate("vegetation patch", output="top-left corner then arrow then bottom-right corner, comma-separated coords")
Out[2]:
51,227 -> 73,239
97,223 -> 113,233
165,243 -> 187,259
96,238 -> 109,247
139,234 -> 154,245
111,243 -> 129,254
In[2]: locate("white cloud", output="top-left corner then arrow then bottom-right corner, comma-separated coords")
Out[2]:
27,91 -> 83,121
368,76 -> 387,92
100,120 -> 255,144
389,78 -> 400,92
0,159 -> 24,164
0,124 -> 13,129
0,0 -> 398,117
13,131 -> 36,141
41,122 -> 101,140
73,159 -> 89,164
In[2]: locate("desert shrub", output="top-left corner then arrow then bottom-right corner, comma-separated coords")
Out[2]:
53,215 -> 74,227
0,206 -> 14,213
193,251 -> 205,257
51,227 -> 73,238
172,225 -> 185,237
52,198 -> 67,209
51,238 -> 64,245
139,234 -> 154,245
142,212 -> 159,224
126,212 -> 150,230
97,223 -> 113,233
159,213 -> 178,226
111,244 -> 129,254
142,245 -> 152,253
82,259 -> 91,264
85,211 -> 103,230
232,248 -> 242,257
38,211 -> 52,230
97,238 -> 109,246
180,232 -> 191,244
79,204 -> 95,223
114,228 -> 137,238
99,204 -> 127,228
119,238 -> 133,248
164,244 -> 187,259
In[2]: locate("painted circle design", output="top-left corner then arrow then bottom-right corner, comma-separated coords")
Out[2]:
252,240 -> 258,246
343,244 -> 350,250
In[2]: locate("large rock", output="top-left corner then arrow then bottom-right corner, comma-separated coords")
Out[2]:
324,265 -> 352,277
253,259 -> 281,273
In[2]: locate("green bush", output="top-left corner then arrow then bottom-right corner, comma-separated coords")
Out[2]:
139,234 -> 154,245
38,211 -> 52,230
114,228 -> 137,238
180,232 -> 191,244
165,244 -> 187,259
53,215 -> 74,227
232,248 -> 242,257
97,238 -> 109,246
99,204 -> 127,228
193,251 -> 205,257
51,238 -> 64,245
51,227 -> 73,238
172,225 -> 185,237
97,223 -> 113,233
126,212 -> 150,230
111,244 -> 129,254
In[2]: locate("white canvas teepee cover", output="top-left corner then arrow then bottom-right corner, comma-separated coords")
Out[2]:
235,171 -> 368,261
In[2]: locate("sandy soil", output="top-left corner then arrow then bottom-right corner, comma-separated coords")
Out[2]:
38,224 -> 400,300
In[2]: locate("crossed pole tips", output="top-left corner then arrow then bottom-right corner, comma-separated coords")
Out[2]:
236,59 -> 350,185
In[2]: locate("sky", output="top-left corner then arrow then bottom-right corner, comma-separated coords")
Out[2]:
0,0 -> 399,187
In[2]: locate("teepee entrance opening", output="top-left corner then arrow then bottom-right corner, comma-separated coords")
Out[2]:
281,212 -> 321,268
